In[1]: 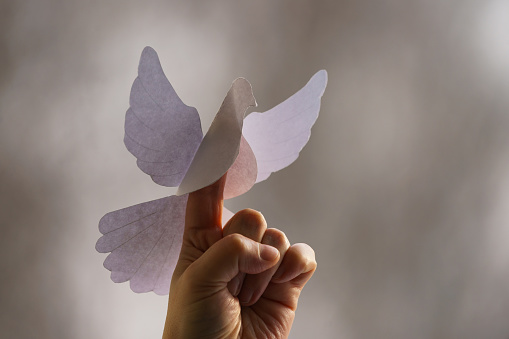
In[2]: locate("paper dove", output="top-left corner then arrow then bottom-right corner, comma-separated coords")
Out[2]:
96,46 -> 327,295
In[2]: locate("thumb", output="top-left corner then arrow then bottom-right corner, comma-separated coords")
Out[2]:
187,234 -> 280,290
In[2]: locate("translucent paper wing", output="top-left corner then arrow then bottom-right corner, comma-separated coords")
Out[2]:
124,46 -> 203,187
96,195 -> 235,295
242,70 -> 328,183
96,195 -> 187,295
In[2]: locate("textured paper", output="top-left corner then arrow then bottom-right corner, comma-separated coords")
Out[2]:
176,77 -> 257,196
243,70 -> 327,183
124,47 -> 203,187
97,46 -> 327,294
97,195 -> 187,294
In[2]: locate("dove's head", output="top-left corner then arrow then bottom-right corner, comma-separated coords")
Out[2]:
231,78 -> 257,115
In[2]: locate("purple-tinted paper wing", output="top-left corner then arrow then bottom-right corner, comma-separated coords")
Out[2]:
242,70 -> 327,183
96,195 -> 187,295
124,46 -> 203,187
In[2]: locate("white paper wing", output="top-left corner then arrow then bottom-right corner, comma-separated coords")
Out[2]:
242,70 -> 327,183
124,47 -> 203,187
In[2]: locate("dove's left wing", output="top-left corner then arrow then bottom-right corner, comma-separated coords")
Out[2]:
242,70 -> 327,183
124,47 -> 203,187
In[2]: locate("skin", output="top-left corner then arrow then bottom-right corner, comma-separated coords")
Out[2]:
163,175 -> 317,339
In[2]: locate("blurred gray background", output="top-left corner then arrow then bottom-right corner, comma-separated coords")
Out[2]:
1,0 -> 509,338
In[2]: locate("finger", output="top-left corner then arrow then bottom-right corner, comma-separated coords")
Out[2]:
173,174 -> 227,281
223,209 -> 267,240
237,228 -> 290,306
250,243 -> 317,312
183,173 -> 227,250
272,243 -> 317,287
223,209 -> 268,296
186,234 -> 280,294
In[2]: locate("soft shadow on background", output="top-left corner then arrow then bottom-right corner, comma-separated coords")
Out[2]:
1,1 -> 509,338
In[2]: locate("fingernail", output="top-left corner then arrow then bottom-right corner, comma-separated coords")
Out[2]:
260,244 -> 279,261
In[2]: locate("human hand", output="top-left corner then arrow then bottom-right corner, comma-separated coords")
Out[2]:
162,175 -> 317,338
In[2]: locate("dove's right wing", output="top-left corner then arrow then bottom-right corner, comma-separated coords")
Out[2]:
124,47 -> 203,187
242,70 -> 327,183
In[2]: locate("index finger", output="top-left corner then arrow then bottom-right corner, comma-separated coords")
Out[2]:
183,173 -> 227,252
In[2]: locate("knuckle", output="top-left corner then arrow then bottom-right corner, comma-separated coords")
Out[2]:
295,243 -> 315,256
236,209 -> 266,229
298,244 -> 317,270
224,209 -> 268,238
264,228 -> 290,247
302,252 -> 317,271
225,233 -> 250,253
289,243 -> 316,270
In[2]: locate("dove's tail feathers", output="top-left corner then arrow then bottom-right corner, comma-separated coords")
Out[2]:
96,195 -> 188,295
